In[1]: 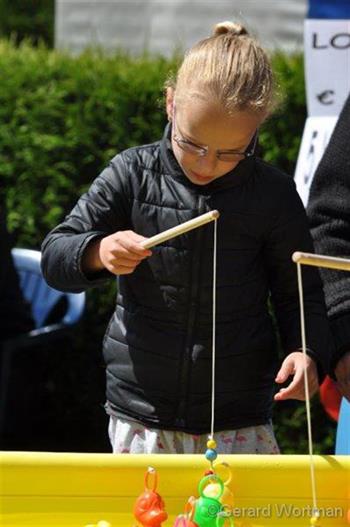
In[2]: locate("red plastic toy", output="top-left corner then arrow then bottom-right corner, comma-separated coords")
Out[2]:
134,467 -> 168,527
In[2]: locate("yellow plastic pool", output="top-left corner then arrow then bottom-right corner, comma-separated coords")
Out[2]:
0,452 -> 349,526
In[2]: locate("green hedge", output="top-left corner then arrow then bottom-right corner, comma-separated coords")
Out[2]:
0,41 -> 336,453
0,41 -> 178,247
0,0 -> 54,46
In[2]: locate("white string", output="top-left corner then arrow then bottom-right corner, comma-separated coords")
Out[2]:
296,263 -> 319,519
210,218 -> 218,440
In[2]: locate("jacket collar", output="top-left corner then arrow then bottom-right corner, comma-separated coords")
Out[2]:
160,122 -> 255,193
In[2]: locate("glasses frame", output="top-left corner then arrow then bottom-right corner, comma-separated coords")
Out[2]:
172,105 -> 258,163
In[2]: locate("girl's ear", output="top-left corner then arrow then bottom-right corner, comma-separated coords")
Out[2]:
165,87 -> 175,122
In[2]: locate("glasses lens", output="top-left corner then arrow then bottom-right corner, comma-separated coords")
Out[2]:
176,139 -> 205,156
217,153 -> 246,162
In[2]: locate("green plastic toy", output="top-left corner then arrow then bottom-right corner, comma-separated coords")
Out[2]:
193,474 -> 225,527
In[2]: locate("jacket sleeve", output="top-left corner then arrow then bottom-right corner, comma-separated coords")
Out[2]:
263,177 -> 332,381
41,155 -> 131,293
307,93 -> 350,369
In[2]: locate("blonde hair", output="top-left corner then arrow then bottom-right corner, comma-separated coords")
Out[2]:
170,21 -> 276,117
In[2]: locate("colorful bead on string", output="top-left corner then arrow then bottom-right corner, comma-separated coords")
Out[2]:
205,437 -> 218,466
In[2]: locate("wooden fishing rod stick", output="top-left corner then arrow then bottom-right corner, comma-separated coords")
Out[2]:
292,251 -> 350,272
140,210 -> 220,249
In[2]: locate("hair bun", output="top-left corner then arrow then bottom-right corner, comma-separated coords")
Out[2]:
213,21 -> 248,37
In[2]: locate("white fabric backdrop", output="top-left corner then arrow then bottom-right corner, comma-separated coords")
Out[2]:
55,0 -> 307,55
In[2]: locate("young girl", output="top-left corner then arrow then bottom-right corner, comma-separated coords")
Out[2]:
41,21 -> 332,454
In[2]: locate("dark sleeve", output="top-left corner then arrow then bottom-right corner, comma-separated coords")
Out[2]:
307,93 -> 350,369
41,156 -> 131,293
264,177 -> 332,381
0,210 -> 35,341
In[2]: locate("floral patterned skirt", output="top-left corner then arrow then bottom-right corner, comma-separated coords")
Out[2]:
108,416 -> 280,454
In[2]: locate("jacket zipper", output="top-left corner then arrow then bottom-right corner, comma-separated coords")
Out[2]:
175,195 -> 209,427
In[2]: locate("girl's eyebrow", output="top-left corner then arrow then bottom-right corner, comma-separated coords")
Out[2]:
177,122 -> 205,146
181,127 -> 247,152
176,119 -> 250,151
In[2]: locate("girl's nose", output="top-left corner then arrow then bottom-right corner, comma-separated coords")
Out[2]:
195,152 -> 217,173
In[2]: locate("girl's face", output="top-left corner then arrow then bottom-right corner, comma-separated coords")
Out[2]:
166,91 -> 263,186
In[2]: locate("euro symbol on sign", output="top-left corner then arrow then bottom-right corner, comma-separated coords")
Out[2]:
316,90 -> 335,105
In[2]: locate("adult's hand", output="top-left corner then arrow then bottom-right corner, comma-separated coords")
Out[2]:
274,351 -> 319,401
334,351 -> 350,402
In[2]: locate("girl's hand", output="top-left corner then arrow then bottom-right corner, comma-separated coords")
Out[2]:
274,351 -> 319,401
99,230 -> 152,275
334,351 -> 350,402
83,230 -> 152,275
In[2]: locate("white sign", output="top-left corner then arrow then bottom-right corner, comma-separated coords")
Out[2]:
294,115 -> 337,206
295,18 -> 350,205
305,19 -> 350,117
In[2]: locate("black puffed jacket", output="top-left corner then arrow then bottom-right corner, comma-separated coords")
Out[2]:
307,93 -> 350,371
41,125 -> 332,433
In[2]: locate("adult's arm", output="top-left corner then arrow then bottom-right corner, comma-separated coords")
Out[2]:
307,93 -> 350,396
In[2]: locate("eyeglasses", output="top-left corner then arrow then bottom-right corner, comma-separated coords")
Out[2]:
172,106 -> 257,163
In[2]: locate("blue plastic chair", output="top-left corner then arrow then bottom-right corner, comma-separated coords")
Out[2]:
11,248 -> 85,330
335,397 -> 350,454
0,249 -> 86,446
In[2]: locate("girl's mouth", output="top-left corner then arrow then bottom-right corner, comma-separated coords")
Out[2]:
190,170 -> 213,183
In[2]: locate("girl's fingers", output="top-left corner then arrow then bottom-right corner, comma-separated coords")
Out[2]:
111,247 -> 146,262
275,366 -> 318,401
111,256 -> 142,268
105,262 -> 139,275
117,231 -> 152,257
